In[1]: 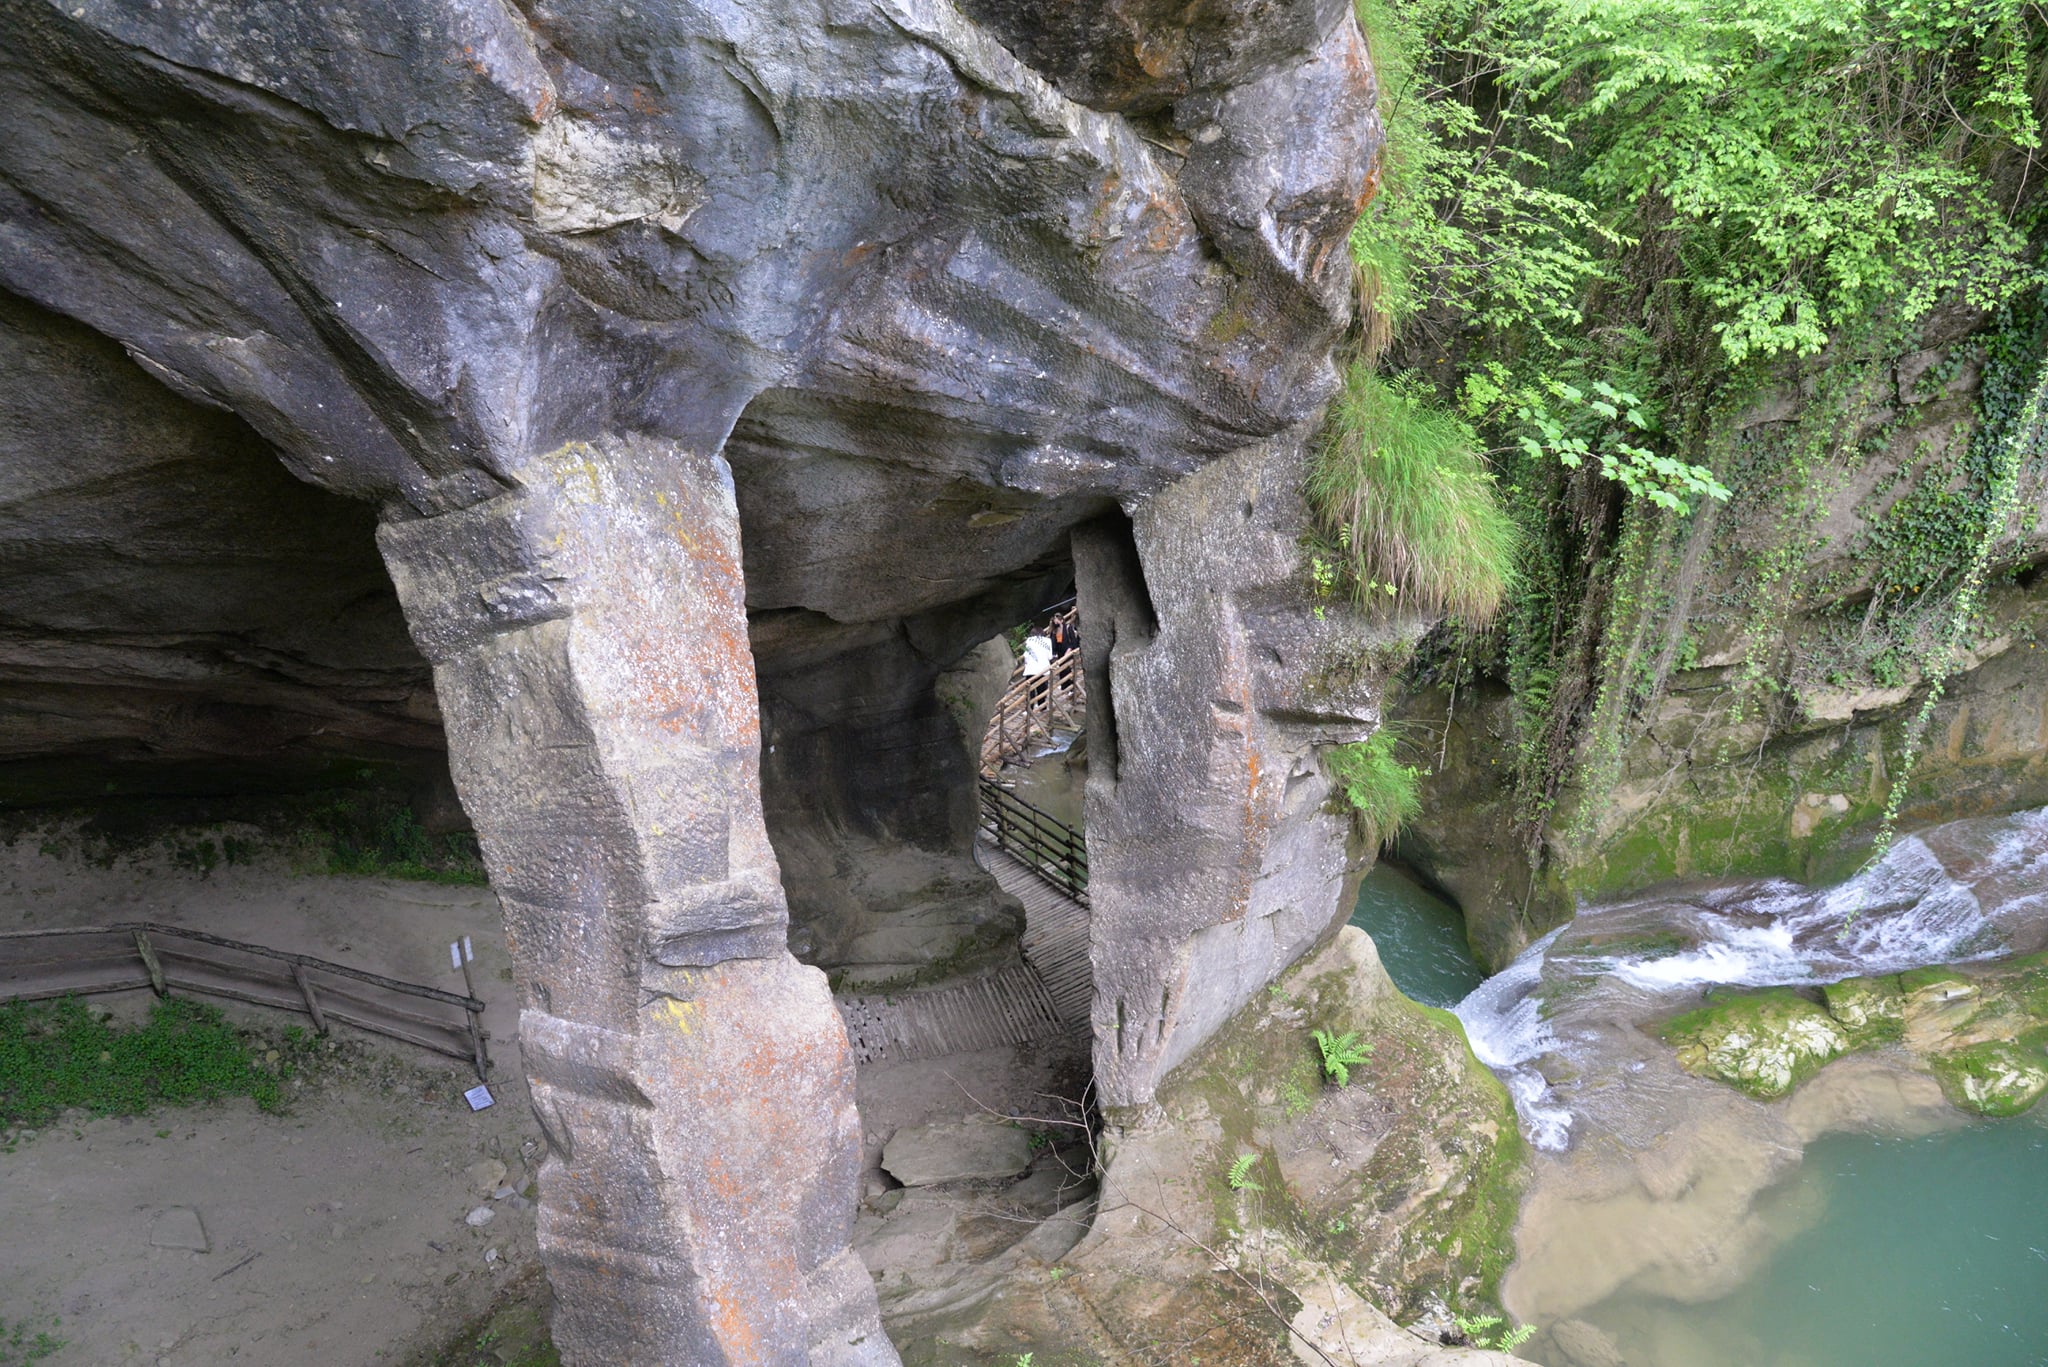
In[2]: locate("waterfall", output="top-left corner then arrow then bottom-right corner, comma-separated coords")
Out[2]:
1453,806 -> 2048,1148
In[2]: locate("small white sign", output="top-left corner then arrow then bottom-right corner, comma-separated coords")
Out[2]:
464,1084 -> 495,1112
462,936 -> 474,963
449,941 -> 462,969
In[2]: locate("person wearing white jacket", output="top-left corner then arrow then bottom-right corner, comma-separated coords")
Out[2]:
1020,633 -> 1053,709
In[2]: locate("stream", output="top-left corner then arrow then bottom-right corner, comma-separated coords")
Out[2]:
1569,1120 -> 2048,1366
1348,861 -> 1487,1008
1357,809 -> 2048,1366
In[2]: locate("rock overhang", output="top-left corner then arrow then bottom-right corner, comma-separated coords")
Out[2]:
0,0 -> 1385,1359
1,0 -> 1377,536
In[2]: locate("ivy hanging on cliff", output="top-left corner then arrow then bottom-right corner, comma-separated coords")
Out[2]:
1345,0 -> 2048,888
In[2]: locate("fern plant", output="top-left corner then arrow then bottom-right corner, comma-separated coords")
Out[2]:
1225,1152 -> 1265,1192
1312,1029 -> 1373,1087
1454,1312 -> 1535,1351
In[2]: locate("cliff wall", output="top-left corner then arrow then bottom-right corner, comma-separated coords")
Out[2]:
1398,315 -> 2048,967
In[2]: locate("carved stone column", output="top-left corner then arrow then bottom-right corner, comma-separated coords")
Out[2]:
378,436 -> 897,1366
1076,440 -> 1389,1113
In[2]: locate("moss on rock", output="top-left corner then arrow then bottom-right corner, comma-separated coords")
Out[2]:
1661,957 -> 2048,1117
1659,988 -> 1848,1098
1932,1040 -> 2048,1117
1820,975 -> 1906,1046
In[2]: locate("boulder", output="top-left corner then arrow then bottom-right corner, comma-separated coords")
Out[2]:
1661,989 -> 1848,1098
880,1120 -> 1034,1188
1548,1319 -> 1627,1367
1933,1041 -> 2048,1117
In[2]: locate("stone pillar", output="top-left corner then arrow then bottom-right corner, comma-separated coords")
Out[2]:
1076,441 -> 1391,1113
377,435 -> 897,1366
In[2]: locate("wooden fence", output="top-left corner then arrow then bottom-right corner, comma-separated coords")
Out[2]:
0,922 -> 491,1079
978,781 -> 1088,904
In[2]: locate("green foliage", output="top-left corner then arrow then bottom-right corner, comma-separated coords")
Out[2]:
1863,305 -> 2048,871
1354,0 -> 2048,888
1526,0 -> 2040,365
1357,0 -> 2041,378
1351,0 -> 1611,355
1325,729 -> 1423,840
1862,300 -> 2048,628
1225,1152 -> 1265,1192
1454,1313 -> 1536,1351
0,997 -> 290,1136
1474,368 -> 1729,513
314,794 -> 487,885
1312,1028 -> 1374,1087
1309,364 -> 1519,621
0,1317 -> 63,1367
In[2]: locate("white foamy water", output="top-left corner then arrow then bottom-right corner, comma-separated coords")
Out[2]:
1453,808 -> 2048,1149
1455,926 -> 1573,1149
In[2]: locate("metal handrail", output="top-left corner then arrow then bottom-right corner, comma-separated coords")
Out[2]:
979,780 -> 1088,905
0,921 -> 490,1079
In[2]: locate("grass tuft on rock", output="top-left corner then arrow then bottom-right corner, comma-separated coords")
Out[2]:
1307,364 -> 1518,623
1325,730 -> 1422,842
0,996 -> 290,1136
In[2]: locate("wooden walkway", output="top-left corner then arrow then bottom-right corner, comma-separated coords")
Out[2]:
980,607 -> 1085,777
836,964 -> 1063,1066
832,605 -> 1095,1066
986,841 -> 1093,1030
831,837 -> 1095,1066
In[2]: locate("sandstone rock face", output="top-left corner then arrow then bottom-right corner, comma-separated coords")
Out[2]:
1079,441 -> 1419,1109
379,436 -> 888,1360
0,292 -> 442,803
936,928 -> 1525,1364
0,0 -> 1381,1359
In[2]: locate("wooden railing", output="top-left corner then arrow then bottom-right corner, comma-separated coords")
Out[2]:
981,609 -> 1086,775
978,781 -> 1088,904
0,922 -> 491,1080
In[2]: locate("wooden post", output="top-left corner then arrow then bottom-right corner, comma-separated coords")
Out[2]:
133,930 -> 166,997
465,1010 -> 490,1081
290,962 -> 329,1035
454,936 -> 477,1001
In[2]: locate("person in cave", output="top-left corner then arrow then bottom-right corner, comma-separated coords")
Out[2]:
1049,615 -> 1077,662
1021,630 -> 1054,711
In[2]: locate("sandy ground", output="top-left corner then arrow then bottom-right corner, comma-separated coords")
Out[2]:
0,811 -> 1100,1365
0,830 -> 545,1366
